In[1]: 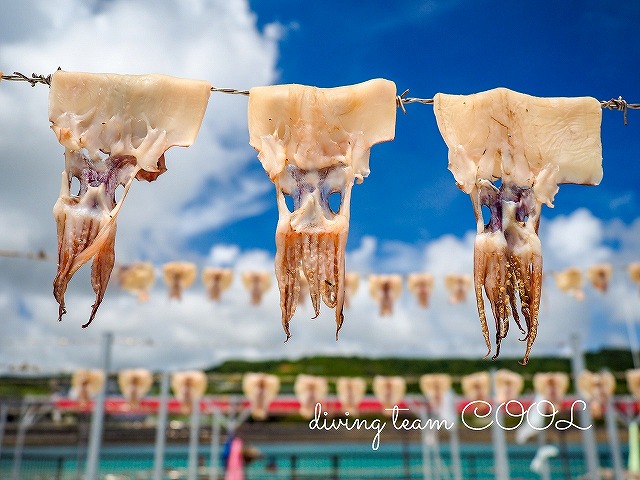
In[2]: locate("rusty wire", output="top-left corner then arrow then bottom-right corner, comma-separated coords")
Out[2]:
600,96 -> 640,126
1,71 -> 52,86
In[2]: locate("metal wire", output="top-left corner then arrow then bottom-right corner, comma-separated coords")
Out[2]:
0,249 -> 48,261
2,70 -> 639,124
1,71 -> 52,86
210,86 -> 249,96
601,96 -> 640,126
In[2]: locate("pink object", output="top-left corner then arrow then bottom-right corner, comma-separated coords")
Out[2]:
225,437 -> 244,480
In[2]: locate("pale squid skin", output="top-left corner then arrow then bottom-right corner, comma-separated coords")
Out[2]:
494,369 -> 524,404
533,372 -> 569,412
577,370 -> 615,419
116,262 -> 156,303
434,88 -> 602,365
241,271 -> 272,305
368,274 -> 403,316
294,374 -> 328,419
171,370 -> 208,415
587,264 -> 612,293
461,371 -> 490,402
242,373 -> 281,420
248,79 -> 397,340
49,71 -> 211,327
202,267 -> 233,301
372,375 -> 406,416
71,369 -> 105,406
336,377 -> 367,415
444,274 -> 472,304
553,267 -> 585,300
419,374 -> 452,414
162,262 -> 197,300
118,368 -> 153,409
408,273 -> 435,308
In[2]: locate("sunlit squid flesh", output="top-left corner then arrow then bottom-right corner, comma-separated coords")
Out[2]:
434,88 -> 603,364
248,79 -> 397,340
49,71 -> 211,326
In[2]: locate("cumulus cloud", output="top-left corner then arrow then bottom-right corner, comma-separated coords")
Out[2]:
2,187 -> 639,374
543,208 -> 611,269
207,244 -> 241,266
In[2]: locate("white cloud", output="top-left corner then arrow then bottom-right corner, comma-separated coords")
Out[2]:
207,244 -> 241,266
543,208 -> 610,269
346,236 -> 378,274
0,0 -> 281,263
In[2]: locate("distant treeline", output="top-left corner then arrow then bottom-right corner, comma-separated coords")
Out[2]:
208,348 -> 637,394
209,349 -> 634,378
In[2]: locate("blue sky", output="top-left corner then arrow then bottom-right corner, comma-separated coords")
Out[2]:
0,0 -> 638,372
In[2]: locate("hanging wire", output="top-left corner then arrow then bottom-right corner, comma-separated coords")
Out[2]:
2,71 -> 638,124
0,249 -> 48,261
396,89 -> 433,115
210,86 -> 249,96
600,96 -> 640,126
1,71 -> 52,86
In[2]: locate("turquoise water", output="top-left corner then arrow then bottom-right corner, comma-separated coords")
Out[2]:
0,442 -> 623,479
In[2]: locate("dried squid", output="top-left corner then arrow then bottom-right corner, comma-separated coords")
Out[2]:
372,375 -> 406,415
202,267 -> 233,301
171,370 -> 207,414
294,374 -> 328,419
118,368 -> 153,409
50,71 -> 211,326
368,274 -> 403,316
434,88 -> 602,364
242,372 -> 280,420
248,79 -> 396,340
336,376 -> 367,414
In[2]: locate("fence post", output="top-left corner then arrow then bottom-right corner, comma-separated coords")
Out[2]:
449,416 -> 463,480
84,331 -> 113,480
0,404 -> 8,461
209,406 -> 221,480
419,405 -> 433,480
11,401 -> 37,480
187,395 -> 201,480
153,371 -> 170,480
570,334 -> 600,480
490,369 -> 510,480
536,430 -> 551,480
603,388 -> 624,480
